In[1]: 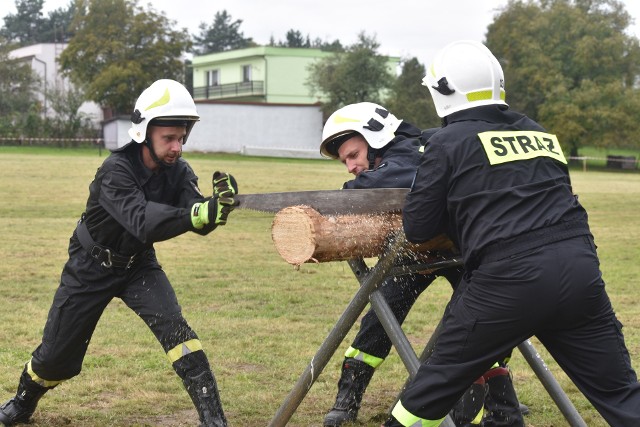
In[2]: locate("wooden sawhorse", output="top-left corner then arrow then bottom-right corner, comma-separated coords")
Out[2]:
268,234 -> 587,427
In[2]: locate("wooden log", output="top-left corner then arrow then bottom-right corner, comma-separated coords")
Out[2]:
271,205 -> 457,265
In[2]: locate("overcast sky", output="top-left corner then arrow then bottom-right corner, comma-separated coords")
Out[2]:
2,0 -> 640,67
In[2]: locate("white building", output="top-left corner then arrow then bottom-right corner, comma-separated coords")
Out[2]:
102,102 -> 324,159
9,43 -> 103,126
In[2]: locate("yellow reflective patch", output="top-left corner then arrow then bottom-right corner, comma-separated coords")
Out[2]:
166,339 -> 203,363
332,114 -> 360,124
344,346 -> 384,368
145,87 -> 171,111
471,406 -> 484,425
477,131 -> 566,165
466,89 -> 505,102
392,400 -> 444,426
27,359 -> 63,388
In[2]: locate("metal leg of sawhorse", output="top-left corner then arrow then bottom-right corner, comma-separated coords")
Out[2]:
517,340 -> 587,426
268,235 -> 455,427
267,234 -> 405,426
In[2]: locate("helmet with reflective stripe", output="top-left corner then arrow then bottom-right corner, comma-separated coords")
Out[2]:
320,102 -> 402,159
128,79 -> 200,144
423,40 -> 507,118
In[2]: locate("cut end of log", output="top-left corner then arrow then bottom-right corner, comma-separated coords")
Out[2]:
271,205 -> 321,265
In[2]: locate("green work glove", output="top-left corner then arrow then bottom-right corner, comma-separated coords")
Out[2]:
191,200 -> 211,229
190,197 -> 235,229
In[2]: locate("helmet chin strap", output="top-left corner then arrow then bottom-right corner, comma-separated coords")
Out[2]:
145,139 -> 180,168
367,140 -> 395,170
367,147 -> 377,170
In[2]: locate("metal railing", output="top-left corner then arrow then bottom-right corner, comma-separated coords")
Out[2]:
0,136 -> 105,155
193,81 -> 265,100
568,155 -> 638,171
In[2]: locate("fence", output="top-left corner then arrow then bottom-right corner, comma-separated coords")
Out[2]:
0,136 -> 105,154
569,155 -> 638,171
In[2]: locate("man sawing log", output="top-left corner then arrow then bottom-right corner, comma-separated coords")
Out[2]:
237,101 -> 527,427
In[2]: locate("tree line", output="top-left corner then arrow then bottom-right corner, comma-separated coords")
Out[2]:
1,0 -> 639,153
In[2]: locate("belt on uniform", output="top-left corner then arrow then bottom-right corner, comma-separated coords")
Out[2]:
76,221 -> 137,269
477,219 -> 590,265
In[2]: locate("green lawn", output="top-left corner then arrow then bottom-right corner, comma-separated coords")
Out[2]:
0,147 -> 638,426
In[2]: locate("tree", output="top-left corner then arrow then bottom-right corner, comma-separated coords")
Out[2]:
39,1 -> 76,43
0,37 -> 41,136
59,0 -> 191,115
312,38 -> 344,52
1,0 -> 75,45
281,29 -> 310,48
193,10 -> 254,55
385,57 -> 439,129
486,0 -> 640,155
46,82 -> 96,141
269,31 -> 343,51
1,0 -> 45,45
307,32 -> 395,116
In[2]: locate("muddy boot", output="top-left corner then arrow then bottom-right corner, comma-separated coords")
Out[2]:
183,370 -> 227,427
324,358 -> 375,426
483,366 -> 524,427
0,367 -> 51,426
450,376 -> 486,426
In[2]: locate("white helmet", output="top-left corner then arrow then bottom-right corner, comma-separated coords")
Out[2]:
128,79 -> 200,144
423,40 -> 507,118
320,102 -> 402,159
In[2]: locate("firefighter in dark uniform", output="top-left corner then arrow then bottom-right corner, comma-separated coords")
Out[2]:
0,79 -> 237,427
319,102 -> 525,427
386,40 -> 640,427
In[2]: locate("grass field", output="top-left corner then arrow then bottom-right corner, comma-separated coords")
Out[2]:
0,147 -> 639,426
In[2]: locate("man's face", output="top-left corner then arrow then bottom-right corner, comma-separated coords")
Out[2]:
337,134 -> 370,176
148,125 -> 186,166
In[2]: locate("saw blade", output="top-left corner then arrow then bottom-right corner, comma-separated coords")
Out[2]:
234,188 -> 409,215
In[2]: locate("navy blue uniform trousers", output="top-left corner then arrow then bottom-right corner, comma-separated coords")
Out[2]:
31,236 -> 198,381
400,235 -> 640,426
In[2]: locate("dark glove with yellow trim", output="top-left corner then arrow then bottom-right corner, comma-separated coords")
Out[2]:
212,171 -> 238,205
190,172 -> 238,229
212,171 -> 238,225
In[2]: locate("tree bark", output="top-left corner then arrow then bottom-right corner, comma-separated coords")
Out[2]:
271,205 -> 457,265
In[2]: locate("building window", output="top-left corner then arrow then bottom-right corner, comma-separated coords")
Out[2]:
242,65 -> 251,83
206,69 -> 219,86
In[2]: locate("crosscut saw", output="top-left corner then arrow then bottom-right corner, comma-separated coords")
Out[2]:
234,188 -> 409,215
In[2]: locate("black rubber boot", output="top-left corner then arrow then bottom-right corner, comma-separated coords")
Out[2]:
0,367 -> 50,426
450,376 -> 486,426
183,370 -> 228,427
323,358 -> 375,426
483,366 -> 524,427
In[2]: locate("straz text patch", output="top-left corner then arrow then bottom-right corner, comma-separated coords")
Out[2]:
477,131 -> 567,165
